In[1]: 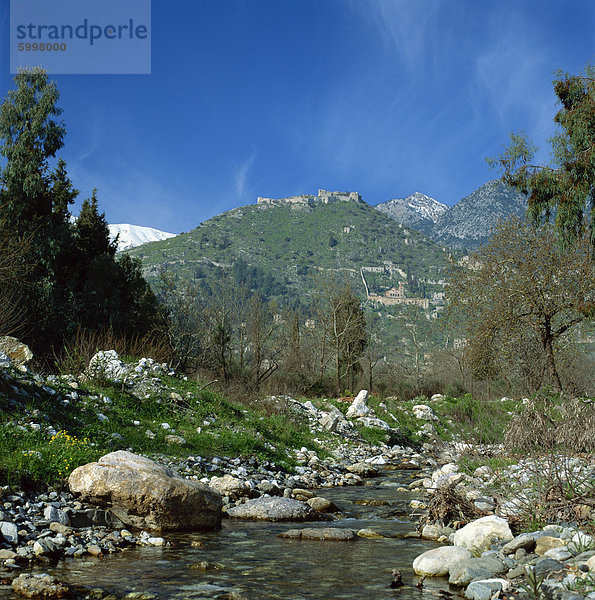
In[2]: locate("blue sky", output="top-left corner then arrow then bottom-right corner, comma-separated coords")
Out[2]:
0,0 -> 594,233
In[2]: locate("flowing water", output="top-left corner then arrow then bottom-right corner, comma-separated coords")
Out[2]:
4,471 -> 450,599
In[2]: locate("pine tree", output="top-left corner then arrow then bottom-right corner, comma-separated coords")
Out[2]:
0,68 -> 165,355
0,68 -> 74,351
488,65 -> 595,246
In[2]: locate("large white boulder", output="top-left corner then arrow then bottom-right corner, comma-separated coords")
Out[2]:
69,451 -> 222,531
413,545 -> 472,576
453,515 -> 513,556
87,350 -> 128,380
346,390 -> 370,418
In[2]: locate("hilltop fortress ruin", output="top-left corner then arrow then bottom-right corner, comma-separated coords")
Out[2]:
257,189 -> 363,207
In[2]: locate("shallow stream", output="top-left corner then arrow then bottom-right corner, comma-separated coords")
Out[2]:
5,471 -> 448,599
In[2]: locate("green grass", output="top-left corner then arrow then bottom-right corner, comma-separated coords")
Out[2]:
0,373 -> 332,488
0,426 -> 103,488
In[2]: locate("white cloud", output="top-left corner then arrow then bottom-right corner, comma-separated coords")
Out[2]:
233,147 -> 256,202
352,0 -> 442,73
471,12 -> 559,155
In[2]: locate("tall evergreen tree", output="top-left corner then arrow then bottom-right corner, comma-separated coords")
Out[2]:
0,68 -> 165,355
0,68 -> 74,351
488,65 -> 595,246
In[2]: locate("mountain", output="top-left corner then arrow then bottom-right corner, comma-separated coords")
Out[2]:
109,224 -> 177,252
376,192 -> 448,234
127,192 -> 449,307
430,180 -> 528,249
376,180 -> 528,250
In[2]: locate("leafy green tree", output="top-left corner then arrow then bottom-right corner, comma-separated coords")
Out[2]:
488,65 -> 595,246
319,280 -> 367,395
0,68 -> 164,355
446,217 -> 594,393
0,68 -> 76,351
0,67 -> 65,233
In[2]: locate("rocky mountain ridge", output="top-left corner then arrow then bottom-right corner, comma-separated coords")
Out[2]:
376,180 -> 529,250
376,192 -> 448,234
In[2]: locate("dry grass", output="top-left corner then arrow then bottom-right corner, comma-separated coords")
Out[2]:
54,327 -> 174,375
504,395 -> 595,453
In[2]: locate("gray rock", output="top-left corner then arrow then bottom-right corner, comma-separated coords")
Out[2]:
44,505 -> 69,525
0,521 -> 18,544
0,351 -> 11,368
502,532 -> 539,554
278,527 -> 355,541
69,508 -> 125,529
534,558 -> 567,579
225,497 -> 315,521
69,451 -> 222,531
449,556 -> 507,586
544,547 -> 572,561
465,579 -> 508,600
33,538 -> 57,556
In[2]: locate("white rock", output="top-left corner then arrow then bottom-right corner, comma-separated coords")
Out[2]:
87,350 -> 128,380
413,546 -> 472,576
413,404 -> 439,421
147,536 -> 166,546
346,390 -> 370,418
453,515 -> 513,556
474,466 -> 495,480
357,416 -> 391,430
302,401 -> 318,413
0,352 -> 12,368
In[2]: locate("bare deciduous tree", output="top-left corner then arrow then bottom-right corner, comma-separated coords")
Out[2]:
446,217 -> 594,393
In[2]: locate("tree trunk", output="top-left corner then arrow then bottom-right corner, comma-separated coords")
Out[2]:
541,321 -> 562,392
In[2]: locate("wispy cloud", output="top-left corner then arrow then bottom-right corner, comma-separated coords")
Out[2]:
233,147 -> 256,203
352,0 -> 441,73
471,10 -> 559,155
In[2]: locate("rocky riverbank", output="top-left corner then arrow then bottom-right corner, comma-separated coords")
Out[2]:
1,346 -> 594,599
405,447 -> 595,600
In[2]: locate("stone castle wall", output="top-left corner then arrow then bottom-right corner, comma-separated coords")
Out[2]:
257,189 -> 362,206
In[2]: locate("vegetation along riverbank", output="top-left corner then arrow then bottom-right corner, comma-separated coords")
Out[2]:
0,343 -> 593,599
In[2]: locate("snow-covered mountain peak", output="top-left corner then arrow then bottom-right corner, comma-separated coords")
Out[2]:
375,192 -> 448,232
109,224 -> 177,252
401,192 -> 448,223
